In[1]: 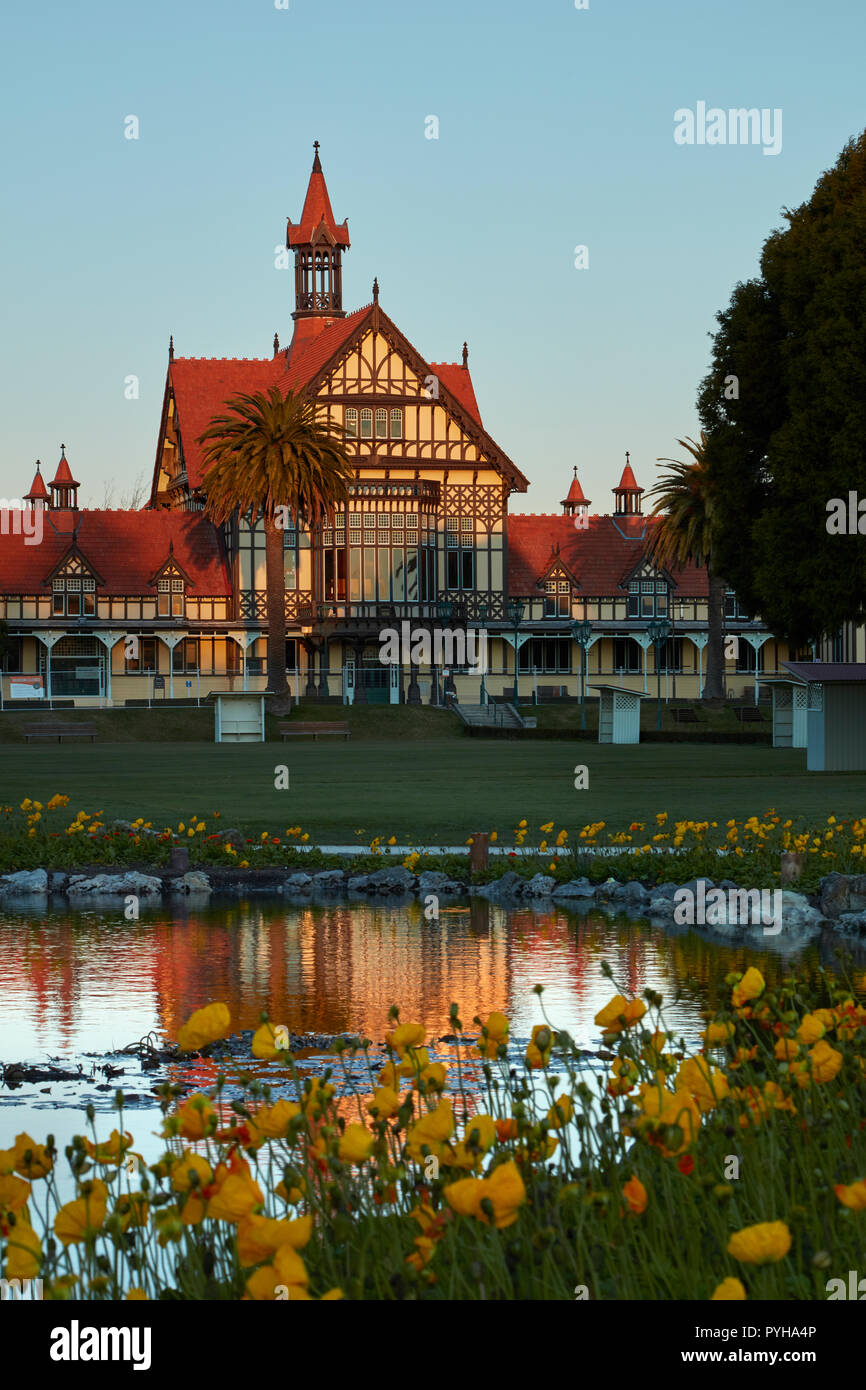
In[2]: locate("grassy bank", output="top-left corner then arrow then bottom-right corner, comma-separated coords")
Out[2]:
0,741 -> 861,847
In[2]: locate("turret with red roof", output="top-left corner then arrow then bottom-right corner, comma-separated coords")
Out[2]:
613,452 -> 643,516
50,445 -> 79,511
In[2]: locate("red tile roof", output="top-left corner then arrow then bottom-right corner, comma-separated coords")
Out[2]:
784,662 -> 866,683
277,306 -> 371,395
614,460 -> 642,493
429,363 -> 482,424
561,468 -> 588,506
507,513 -> 709,597
0,510 -> 230,596
286,149 -> 350,248
166,357 -> 283,491
52,448 -> 78,487
24,465 -> 49,502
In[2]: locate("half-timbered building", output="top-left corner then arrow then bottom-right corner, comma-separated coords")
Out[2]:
0,147 -> 802,707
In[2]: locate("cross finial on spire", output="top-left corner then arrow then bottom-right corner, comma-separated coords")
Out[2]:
60,443 -> 66,456
625,450 -> 630,465
462,341 -> 468,368
313,140 -> 320,153
312,139 -> 322,172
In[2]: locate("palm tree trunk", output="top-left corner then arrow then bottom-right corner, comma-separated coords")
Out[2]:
264,518 -> 289,697
703,564 -> 726,700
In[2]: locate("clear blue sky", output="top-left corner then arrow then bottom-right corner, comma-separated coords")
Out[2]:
1,0 -> 863,513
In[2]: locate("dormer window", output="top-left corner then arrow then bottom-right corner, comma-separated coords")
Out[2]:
627,576 -> 668,619
158,576 -> 184,616
544,578 -> 571,618
52,575 -> 96,617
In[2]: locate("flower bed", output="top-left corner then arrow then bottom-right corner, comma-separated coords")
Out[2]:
0,800 -> 862,893
2,965 -> 865,1300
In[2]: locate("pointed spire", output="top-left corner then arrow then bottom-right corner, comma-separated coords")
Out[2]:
52,444 -> 77,488
287,142 -> 350,248
613,451 -> 643,515
372,277 -> 379,303
273,332 -> 280,357
561,465 -> 591,514
462,341 -> 468,369
169,335 -> 174,362
25,460 -> 50,505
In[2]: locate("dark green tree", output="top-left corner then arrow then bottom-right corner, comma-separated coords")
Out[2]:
699,131 -> 866,648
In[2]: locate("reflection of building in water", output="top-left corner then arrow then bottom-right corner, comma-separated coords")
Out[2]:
153,901 -> 514,1040
0,916 -> 160,1051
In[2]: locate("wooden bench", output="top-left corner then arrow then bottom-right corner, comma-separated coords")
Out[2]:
278,721 -> 350,741
23,722 -> 99,743
671,707 -> 699,723
734,706 -> 765,723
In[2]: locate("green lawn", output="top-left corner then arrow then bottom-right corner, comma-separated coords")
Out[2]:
2,739 -> 862,843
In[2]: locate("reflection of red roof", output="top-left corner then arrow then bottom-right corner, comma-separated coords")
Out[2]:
614,460 -> 642,493
25,465 -> 49,502
287,149 -> 350,248
429,364 -> 482,425
0,510 -> 230,596
507,513 -> 709,597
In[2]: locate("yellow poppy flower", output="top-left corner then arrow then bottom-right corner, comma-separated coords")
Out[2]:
11,1133 -> 52,1179
731,967 -> 765,1009
176,1001 -> 231,1053
338,1124 -> 375,1164
711,1277 -> 747,1300
727,1221 -> 791,1265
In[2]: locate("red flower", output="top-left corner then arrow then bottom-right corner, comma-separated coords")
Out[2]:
677,1154 -> 695,1176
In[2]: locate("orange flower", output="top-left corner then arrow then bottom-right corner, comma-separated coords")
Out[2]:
622,1176 -> 648,1215
834,1179 -> 866,1211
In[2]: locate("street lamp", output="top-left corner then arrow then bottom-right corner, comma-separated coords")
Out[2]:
571,618 -> 593,731
647,617 -> 672,730
508,597 -> 525,705
433,597 -> 454,706
478,602 -> 489,704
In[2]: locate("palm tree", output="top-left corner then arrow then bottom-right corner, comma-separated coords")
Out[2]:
645,432 -> 726,700
198,386 -> 353,700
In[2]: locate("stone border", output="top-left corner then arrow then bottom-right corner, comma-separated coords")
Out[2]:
2,865 -> 863,939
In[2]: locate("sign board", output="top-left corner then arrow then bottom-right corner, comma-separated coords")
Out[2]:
153,676 -> 165,691
10,676 -> 44,699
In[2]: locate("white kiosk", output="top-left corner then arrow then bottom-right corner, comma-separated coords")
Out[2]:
210,691 -> 266,743
763,677 -> 807,749
589,685 -> 647,744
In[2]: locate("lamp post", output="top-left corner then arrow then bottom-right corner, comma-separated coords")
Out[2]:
572,619 -> 593,731
507,597 -> 525,705
433,597 -> 454,706
647,617 -> 672,730
478,602 -> 489,704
